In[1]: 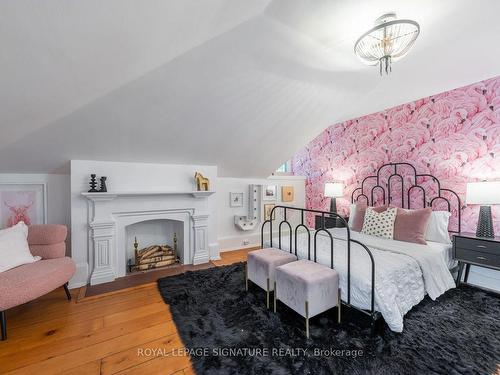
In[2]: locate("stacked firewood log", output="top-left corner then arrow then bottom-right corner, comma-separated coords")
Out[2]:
132,244 -> 178,271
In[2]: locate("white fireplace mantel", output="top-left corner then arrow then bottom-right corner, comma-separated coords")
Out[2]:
82,190 -> 215,285
82,190 -> 215,200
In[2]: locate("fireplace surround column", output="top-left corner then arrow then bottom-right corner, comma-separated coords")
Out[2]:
89,219 -> 116,285
192,214 -> 210,265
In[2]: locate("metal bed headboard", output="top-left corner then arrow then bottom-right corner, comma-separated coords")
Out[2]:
261,206 -> 379,324
350,162 -> 462,233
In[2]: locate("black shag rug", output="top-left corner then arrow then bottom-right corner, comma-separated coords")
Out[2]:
157,263 -> 500,375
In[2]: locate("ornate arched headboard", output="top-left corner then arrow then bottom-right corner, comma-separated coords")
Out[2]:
351,162 -> 461,233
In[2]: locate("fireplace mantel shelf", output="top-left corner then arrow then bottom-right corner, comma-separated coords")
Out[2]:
82,191 -> 215,200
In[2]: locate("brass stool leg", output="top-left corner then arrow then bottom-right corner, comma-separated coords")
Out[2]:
305,301 -> 309,338
245,265 -> 248,291
266,278 -> 270,309
273,281 -> 277,313
337,288 -> 341,324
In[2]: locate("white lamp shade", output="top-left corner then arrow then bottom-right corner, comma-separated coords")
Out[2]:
466,181 -> 500,205
324,182 -> 344,198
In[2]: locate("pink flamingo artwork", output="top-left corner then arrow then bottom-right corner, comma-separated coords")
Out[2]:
3,200 -> 34,227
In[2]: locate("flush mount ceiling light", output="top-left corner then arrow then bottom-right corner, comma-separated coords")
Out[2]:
354,13 -> 420,75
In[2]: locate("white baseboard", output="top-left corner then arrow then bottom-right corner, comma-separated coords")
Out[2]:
218,233 -> 261,252
218,230 -> 295,252
209,242 -> 221,260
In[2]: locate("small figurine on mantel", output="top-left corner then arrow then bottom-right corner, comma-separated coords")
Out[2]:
194,172 -> 209,191
88,174 -> 98,192
99,176 -> 108,192
88,174 -> 108,193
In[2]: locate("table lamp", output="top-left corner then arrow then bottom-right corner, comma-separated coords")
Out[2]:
466,181 -> 500,238
324,182 -> 344,215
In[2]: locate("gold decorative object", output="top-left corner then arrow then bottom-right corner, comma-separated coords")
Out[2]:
281,186 -> 294,202
194,172 -> 210,191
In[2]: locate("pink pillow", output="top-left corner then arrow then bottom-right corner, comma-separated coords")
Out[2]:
351,205 -> 388,232
393,207 -> 432,244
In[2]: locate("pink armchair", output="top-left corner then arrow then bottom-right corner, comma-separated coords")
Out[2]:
0,224 -> 75,340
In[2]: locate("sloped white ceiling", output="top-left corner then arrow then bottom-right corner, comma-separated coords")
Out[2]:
0,0 -> 499,176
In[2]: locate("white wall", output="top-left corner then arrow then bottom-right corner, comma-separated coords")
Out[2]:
70,160 -> 218,287
0,173 -> 70,249
217,175 -> 306,251
465,267 -> 500,292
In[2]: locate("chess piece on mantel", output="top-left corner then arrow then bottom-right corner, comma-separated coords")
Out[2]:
99,176 -> 108,192
88,174 -> 98,192
466,181 -> 500,238
194,172 -> 209,191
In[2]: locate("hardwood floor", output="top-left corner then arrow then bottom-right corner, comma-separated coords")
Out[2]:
0,248 -> 253,374
85,262 -> 216,297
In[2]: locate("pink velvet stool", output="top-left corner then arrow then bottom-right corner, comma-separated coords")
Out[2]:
246,247 -> 297,309
275,259 -> 340,338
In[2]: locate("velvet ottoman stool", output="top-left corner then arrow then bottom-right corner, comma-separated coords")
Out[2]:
246,247 -> 297,308
275,259 -> 341,338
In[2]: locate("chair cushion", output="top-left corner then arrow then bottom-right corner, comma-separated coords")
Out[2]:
247,247 -> 297,291
0,257 -> 75,310
276,260 -> 339,318
29,242 -> 66,260
28,224 -> 67,245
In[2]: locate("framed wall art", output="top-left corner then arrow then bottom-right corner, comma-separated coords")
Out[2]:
0,183 -> 47,228
230,192 -> 244,207
281,186 -> 294,202
264,204 -> 275,221
262,185 -> 277,201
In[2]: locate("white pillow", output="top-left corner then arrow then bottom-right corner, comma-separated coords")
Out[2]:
361,207 -> 397,240
425,211 -> 452,244
0,222 -> 40,273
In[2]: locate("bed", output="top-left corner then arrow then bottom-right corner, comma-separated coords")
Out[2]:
261,162 -> 461,333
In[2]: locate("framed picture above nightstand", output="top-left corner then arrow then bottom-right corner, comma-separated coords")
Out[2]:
453,232 -> 500,286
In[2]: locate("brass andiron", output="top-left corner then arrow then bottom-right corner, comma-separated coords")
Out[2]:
173,232 -> 178,260
134,236 -> 139,258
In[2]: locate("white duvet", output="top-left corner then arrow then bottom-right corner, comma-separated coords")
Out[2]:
268,228 -> 456,332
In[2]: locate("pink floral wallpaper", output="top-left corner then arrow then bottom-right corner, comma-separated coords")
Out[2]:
292,76 -> 500,233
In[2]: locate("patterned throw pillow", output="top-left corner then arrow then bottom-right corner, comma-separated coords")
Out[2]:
361,207 -> 397,239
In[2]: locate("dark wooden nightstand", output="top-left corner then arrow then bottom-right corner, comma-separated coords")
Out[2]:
314,215 -> 347,230
453,232 -> 500,285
